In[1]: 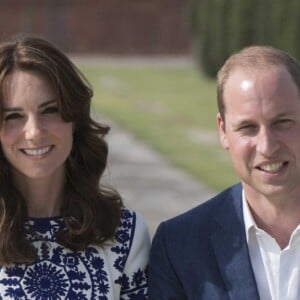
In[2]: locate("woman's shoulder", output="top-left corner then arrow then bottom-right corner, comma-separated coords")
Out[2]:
114,208 -> 149,248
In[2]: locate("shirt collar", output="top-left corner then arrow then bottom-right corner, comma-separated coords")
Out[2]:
242,190 -> 300,246
242,189 -> 258,243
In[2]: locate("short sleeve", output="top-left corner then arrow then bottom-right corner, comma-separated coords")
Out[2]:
120,212 -> 151,299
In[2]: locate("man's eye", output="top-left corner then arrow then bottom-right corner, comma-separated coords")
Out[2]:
236,124 -> 258,135
276,119 -> 292,126
43,106 -> 59,114
4,113 -> 23,121
239,125 -> 256,131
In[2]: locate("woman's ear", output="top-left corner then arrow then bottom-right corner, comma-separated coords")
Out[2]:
217,113 -> 229,149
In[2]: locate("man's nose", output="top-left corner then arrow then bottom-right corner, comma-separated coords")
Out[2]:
256,127 -> 280,156
24,116 -> 44,140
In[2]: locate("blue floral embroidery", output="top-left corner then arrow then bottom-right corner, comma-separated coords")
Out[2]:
0,209 -> 147,299
23,262 -> 69,299
113,210 -> 147,298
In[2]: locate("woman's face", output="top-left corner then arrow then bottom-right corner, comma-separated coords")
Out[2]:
0,69 -> 73,182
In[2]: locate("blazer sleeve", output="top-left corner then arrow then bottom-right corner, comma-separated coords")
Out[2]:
149,222 -> 186,300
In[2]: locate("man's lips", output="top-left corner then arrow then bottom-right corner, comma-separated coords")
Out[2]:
256,161 -> 288,173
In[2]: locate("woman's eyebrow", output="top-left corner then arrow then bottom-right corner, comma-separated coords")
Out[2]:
39,99 -> 57,108
3,99 -> 57,112
3,107 -> 22,113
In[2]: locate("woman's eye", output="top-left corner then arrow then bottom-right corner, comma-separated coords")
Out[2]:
43,106 -> 59,114
4,113 -> 23,121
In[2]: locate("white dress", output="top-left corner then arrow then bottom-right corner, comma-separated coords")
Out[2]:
0,208 -> 150,299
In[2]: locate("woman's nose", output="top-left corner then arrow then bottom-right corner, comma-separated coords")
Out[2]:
24,116 -> 44,140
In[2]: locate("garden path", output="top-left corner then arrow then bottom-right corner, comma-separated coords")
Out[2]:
102,118 -> 216,237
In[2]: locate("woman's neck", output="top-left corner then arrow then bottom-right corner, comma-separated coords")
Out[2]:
12,168 -> 66,218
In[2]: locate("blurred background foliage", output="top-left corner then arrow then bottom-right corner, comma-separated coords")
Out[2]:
81,64 -> 238,192
188,0 -> 300,77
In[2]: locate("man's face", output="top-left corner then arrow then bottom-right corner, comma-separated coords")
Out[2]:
217,66 -> 300,201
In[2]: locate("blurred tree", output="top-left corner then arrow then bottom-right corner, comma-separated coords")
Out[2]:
189,0 -> 300,77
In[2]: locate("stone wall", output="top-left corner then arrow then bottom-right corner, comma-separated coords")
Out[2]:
0,0 -> 190,54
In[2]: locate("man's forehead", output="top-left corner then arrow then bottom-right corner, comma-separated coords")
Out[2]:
225,65 -> 292,90
223,66 -> 300,114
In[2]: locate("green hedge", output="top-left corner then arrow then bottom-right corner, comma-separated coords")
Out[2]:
188,0 -> 300,77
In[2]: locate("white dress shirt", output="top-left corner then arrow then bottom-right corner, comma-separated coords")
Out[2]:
243,191 -> 300,300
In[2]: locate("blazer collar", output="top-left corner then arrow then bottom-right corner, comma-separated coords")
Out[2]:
210,184 -> 260,300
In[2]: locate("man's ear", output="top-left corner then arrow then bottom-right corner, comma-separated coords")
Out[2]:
217,113 -> 229,149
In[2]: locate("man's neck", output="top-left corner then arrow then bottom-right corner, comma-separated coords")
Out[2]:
244,186 -> 300,249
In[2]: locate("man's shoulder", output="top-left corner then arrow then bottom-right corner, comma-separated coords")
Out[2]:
161,183 -> 242,233
150,183 -> 243,272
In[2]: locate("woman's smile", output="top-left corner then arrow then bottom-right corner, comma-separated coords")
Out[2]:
20,145 -> 54,157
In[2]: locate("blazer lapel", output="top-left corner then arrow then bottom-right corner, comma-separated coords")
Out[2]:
210,185 -> 260,300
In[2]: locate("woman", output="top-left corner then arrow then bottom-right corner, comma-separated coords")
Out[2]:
0,36 -> 150,299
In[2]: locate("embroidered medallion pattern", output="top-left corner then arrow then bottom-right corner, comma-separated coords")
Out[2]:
0,209 -> 147,299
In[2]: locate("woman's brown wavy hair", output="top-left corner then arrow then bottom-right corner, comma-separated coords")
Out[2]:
0,35 -> 123,265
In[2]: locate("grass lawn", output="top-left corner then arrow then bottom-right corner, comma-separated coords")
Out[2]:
79,63 -> 238,191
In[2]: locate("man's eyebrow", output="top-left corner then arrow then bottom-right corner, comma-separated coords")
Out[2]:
3,99 -> 57,112
232,112 -> 293,129
231,119 -> 254,128
272,112 -> 292,119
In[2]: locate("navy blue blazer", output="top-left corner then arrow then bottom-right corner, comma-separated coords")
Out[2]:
149,183 -> 260,300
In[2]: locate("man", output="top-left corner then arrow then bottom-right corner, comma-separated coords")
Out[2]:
149,46 -> 300,299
